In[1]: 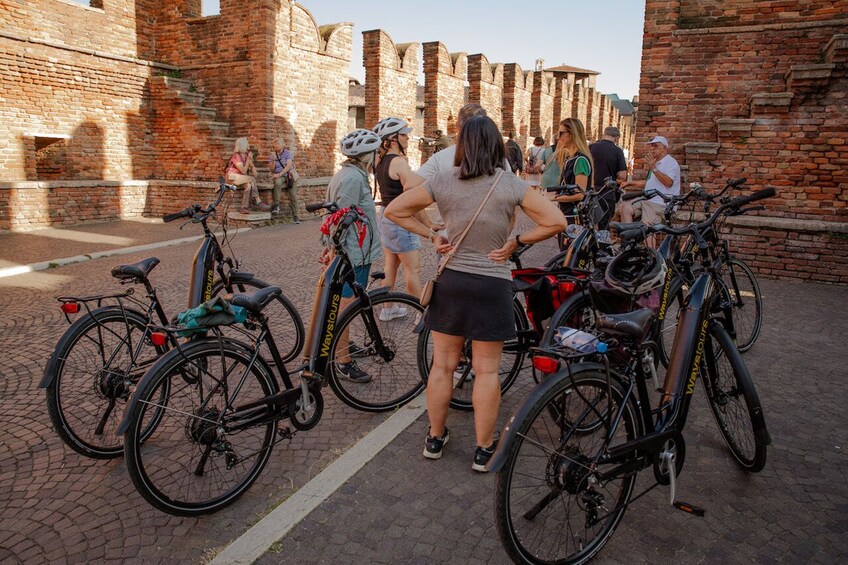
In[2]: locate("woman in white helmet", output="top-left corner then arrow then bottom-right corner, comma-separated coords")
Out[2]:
320,128 -> 383,384
372,117 -> 443,321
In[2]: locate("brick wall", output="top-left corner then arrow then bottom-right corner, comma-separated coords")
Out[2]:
531,72 -> 555,143
363,30 -> 422,168
467,54 -> 504,130
422,42 -> 467,139
503,64 -> 533,148
639,0 -> 848,283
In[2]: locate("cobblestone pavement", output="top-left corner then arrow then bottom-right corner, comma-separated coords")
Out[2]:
1,216 -> 847,563
259,276 -> 848,563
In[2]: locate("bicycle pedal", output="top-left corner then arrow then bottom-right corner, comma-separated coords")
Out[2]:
673,501 -> 706,517
277,425 -> 295,440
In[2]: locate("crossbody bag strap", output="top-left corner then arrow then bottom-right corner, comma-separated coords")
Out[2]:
436,168 -> 505,276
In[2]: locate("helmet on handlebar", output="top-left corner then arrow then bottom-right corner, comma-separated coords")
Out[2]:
373,117 -> 412,140
340,129 -> 381,157
605,247 -> 667,296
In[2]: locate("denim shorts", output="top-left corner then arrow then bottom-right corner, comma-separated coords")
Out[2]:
379,215 -> 422,254
342,264 -> 371,298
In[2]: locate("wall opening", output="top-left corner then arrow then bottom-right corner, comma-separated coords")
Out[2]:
201,0 -> 221,16
34,137 -> 69,180
68,0 -> 104,8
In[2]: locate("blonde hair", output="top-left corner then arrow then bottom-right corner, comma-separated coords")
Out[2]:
556,118 -> 594,185
233,137 -> 249,154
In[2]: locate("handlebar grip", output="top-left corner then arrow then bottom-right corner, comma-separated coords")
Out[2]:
621,191 -> 644,201
306,202 -> 329,213
163,210 -> 189,223
545,185 -> 579,194
733,187 -> 776,207
728,177 -> 747,188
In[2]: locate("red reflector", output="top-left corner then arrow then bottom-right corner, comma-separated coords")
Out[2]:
60,302 -> 80,314
150,332 -> 168,347
532,356 -> 560,373
560,282 -> 576,295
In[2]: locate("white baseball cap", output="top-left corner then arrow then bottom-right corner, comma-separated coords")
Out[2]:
646,135 -> 669,147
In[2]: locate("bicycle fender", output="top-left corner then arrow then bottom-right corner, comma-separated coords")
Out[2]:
486,361 -> 607,473
114,338 -> 272,436
39,305 -> 149,389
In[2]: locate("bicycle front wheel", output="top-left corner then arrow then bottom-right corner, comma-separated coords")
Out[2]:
45,307 -> 164,459
124,340 -> 277,516
213,278 -> 305,364
494,370 -> 638,565
328,292 -> 426,412
702,323 -> 768,472
417,297 -> 527,411
719,258 -> 762,352
656,277 -> 687,368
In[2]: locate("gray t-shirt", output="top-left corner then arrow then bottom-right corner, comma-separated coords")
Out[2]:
424,168 -> 527,280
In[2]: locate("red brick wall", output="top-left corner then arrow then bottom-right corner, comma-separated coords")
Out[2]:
467,55 -> 504,130
363,30 -> 422,168
422,42 -> 467,139
502,64 -> 533,148
531,71 -> 555,143
639,0 -> 848,283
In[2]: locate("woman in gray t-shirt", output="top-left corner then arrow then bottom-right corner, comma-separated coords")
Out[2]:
385,116 -> 565,471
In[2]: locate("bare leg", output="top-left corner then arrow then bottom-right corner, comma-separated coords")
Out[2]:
382,250 -> 399,290
335,295 -> 355,364
620,202 -> 635,223
396,249 -> 422,297
427,332 -> 465,437
470,340 -> 504,448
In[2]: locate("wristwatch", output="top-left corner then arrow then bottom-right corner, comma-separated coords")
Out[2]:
515,234 -> 523,246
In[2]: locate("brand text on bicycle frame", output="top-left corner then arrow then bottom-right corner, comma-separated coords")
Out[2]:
686,319 -> 709,394
320,293 -> 341,358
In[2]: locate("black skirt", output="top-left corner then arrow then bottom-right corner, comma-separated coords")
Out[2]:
425,269 -> 516,341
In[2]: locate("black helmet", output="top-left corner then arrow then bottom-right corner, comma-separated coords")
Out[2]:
605,247 -> 667,295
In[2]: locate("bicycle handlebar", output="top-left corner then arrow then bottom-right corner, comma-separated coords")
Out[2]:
162,178 -> 238,223
306,202 -> 339,213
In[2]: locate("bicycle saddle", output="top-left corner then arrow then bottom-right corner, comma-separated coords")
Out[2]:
596,308 -> 655,339
609,222 -> 643,234
223,286 -> 282,314
111,257 -> 160,281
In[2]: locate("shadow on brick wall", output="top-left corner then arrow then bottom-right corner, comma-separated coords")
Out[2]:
275,117 -> 338,178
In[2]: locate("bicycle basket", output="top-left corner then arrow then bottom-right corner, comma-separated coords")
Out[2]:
173,296 -> 248,337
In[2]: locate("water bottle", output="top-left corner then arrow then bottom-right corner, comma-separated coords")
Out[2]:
554,327 -> 606,354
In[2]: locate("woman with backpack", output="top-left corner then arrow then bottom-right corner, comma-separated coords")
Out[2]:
524,136 -> 546,189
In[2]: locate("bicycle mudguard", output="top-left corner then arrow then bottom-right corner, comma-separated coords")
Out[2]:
486,361 -> 613,473
39,305 -> 149,389
228,271 -> 257,285
114,337 -> 275,436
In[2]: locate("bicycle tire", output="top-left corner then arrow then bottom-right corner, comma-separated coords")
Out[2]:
124,339 -> 277,516
417,298 -> 528,411
539,291 -> 596,349
702,323 -> 768,472
327,292 -> 426,412
212,278 -> 305,364
543,249 -> 570,269
719,258 -> 762,352
494,369 -> 638,564
44,306 -> 166,459
656,276 -> 687,368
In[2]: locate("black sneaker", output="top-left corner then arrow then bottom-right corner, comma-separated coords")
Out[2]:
337,361 -> 371,383
348,341 -> 369,358
293,217 -> 301,224
423,428 -> 450,459
472,433 -> 500,472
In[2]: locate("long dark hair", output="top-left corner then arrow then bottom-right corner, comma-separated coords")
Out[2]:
453,115 -> 505,179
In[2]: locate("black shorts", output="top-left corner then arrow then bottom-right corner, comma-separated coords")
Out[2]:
425,269 -> 516,342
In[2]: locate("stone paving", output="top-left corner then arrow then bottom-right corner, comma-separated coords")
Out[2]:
1,216 -> 846,563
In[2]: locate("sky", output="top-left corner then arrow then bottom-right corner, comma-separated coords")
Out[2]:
201,0 -> 646,100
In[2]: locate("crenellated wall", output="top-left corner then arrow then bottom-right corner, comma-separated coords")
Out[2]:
531,72 -> 555,143
503,64 -> 533,148
422,41 -> 468,138
467,54 -> 504,130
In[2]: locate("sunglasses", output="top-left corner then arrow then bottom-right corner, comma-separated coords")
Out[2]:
557,129 -> 571,137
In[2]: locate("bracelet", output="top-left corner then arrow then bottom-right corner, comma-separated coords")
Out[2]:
428,228 -> 437,241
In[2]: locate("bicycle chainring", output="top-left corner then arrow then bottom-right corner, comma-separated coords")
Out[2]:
289,388 -> 324,431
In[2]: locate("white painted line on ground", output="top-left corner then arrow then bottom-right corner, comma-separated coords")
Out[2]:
210,393 -> 427,565
0,228 -> 253,279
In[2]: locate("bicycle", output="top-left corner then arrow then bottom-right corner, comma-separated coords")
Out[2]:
488,187 -> 775,564
116,204 -> 426,516
39,180 -> 304,459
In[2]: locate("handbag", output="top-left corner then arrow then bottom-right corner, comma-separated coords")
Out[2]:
420,169 -> 505,306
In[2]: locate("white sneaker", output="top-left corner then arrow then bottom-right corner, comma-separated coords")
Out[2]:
453,361 -> 475,387
379,304 -> 408,321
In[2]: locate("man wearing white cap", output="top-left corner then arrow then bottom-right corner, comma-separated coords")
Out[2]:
619,135 -> 680,225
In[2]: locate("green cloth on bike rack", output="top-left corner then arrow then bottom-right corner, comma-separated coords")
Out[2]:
174,296 -> 247,337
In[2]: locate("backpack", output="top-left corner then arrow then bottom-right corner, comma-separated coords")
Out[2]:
507,140 -> 523,172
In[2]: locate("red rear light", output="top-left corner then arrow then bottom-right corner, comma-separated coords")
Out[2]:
150,332 -> 168,347
559,281 -> 576,295
532,355 -> 561,374
60,302 -> 80,314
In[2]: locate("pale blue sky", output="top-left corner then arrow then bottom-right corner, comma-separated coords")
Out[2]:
201,0 -> 646,100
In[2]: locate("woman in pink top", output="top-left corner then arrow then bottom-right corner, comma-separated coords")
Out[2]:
227,137 -> 270,213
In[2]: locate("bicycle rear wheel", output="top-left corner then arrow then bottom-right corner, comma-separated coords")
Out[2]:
540,292 -> 596,349
44,307 -> 165,459
124,339 -> 277,516
702,323 -> 768,472
494,370 -> 637,564
328,292 -> 426,412
417,298 -> 528,411
213,278 -> 305,364
719,258 -> 762,352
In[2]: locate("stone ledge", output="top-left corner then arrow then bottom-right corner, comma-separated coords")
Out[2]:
716,118 -> 755,136
750,92 -> 793,107
673,18 -> 848,36
675,211 -> 848,234
825,34 -> 848,63
785,63 -> 835,84
0,178 -> 332,190
684,142 -> 720,157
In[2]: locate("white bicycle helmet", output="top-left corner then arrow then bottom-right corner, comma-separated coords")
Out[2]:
340,129 -> 381,157
372,117 -> 412,140
605,247 -> 667,295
